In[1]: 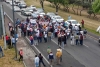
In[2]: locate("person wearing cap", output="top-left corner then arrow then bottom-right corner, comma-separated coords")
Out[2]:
56,49 -> 62,64
47,46 -> 51,54
19,48 -> 23,62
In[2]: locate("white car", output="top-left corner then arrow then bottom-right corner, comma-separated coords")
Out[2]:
51,15 -> 64,23
5,0 -> 12,3
14,6 -> 21,12
47,12 -> 56,18
65,19 -> 80,27
21,5 -> 36,11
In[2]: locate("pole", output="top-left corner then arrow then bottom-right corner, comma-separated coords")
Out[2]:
12,0 -> 17,59
1,5 -> 6,49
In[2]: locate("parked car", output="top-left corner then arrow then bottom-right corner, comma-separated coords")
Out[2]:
51,15 -> 64,23
36,8 -> 44,13
47,12 -> 56,18
31,12 -> 45,19
9,1 -> 18,6
21,5 -> 36,11
5,0 -> 12,3
14,6 -> 21,12
65,19 -> 80,27
21,9 -> 33,16
18,3 -> 27,9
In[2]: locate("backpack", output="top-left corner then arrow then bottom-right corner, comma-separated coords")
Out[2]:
98,39 -> 100,43
84,30 -> 87,34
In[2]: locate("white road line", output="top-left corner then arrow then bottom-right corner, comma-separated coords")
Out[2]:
52,39 -> 89,48
26,37 -> 51,66
83,44 -> 89,48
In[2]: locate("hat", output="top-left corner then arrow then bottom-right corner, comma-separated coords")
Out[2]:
48,46 -> 50,48
57,49 -> 60,51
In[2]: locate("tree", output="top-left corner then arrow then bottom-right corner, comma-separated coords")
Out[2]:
60,0 -> 69,12
92,0 -> 100,13
47,0 -> 61,13
80,2 -> 91,16
40,0 -> 44,10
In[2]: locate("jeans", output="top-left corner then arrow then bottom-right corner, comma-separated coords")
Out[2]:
44,37 -> 47,43
76,39 -> 79,45
39,60 -> 45,67
48,36 -> 51,41
34,40 -> 38,45
30,40 -> 33,45
61,42 -> 64,48
80,40 -> 83,45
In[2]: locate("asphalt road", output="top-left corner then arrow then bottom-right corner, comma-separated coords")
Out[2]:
1,2 -> 100,67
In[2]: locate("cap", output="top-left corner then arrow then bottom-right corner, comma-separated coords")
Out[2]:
57,49 -> 60,51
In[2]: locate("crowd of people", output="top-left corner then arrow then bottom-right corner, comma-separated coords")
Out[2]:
6,14 -> 87,66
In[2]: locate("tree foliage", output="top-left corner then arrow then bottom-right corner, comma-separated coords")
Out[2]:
92,0 -> 100,13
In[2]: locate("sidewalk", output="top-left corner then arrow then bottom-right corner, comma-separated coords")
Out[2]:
4,15 -> 36,67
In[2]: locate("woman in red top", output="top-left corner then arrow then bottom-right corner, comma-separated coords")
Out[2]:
5,35 -> 9,44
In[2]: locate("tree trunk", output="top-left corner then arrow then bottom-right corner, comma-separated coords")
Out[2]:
72,4 -> 75,14
40,0 -> 44,10
77,5 -> 79,15
80,8 -> 84,16
55,4 -> 59,14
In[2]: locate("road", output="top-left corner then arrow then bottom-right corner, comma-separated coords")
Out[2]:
1,2 -> 100,67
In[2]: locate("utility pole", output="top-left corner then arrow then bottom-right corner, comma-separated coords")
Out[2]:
1,5 -> 6,50
12,0 -> 17,59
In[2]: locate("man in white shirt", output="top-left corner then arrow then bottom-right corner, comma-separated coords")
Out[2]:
34,55 -> 39,67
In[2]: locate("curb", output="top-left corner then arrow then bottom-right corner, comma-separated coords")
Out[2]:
5,13 -> 27,67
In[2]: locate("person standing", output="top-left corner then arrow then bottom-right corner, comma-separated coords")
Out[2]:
79,34 -> 83,45
7,37 -> 11,49
44,31 -> 47,43
34,34 -> 38,45
5,35 -> 9,45
19,48 -> 23,62
75,34 -> 79,45
58,47 -> 62,62
11,36 -> 16,47
8,22 -> 12,30
30,35 -> 33,45
70,34 -> 75,45
56,49 -> 62,65
18,26 -> 21,37
38,53 -> 46,67
81,19 -> 84,28
48,52 -> 54,65
61,34 -> 65,48
58,33 -> 61,46
34,55 -> 39,67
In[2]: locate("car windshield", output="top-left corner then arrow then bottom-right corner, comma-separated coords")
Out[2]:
56,16 -> 62,19
72,20 -> 78,24
48,13 -> 55,15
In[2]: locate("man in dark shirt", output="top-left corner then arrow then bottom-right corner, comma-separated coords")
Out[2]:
38,53 -> 46,67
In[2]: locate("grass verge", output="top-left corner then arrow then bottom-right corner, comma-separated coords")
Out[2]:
0,39 -> 24,67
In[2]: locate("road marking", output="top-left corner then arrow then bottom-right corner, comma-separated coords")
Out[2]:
26,37 -> 51,66
51,39 -> 89,48
83,44 -> 89,48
